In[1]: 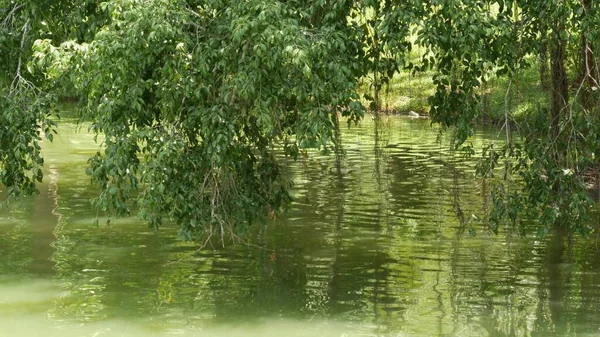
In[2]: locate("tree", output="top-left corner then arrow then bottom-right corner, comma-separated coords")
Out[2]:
421,0 -> 600,235
6,0 -> 367,241
3,0 -> 600,239
1,1 -> 60,209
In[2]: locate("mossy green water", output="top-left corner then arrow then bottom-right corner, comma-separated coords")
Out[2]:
1,116 -> 599,336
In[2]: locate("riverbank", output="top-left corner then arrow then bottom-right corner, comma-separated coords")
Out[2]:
364,59 -> 548,127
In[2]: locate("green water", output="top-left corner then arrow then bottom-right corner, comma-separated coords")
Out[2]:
1,116 -> 600,337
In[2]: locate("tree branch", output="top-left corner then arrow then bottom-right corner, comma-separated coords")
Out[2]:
1,4 -> 23,28
10,18 -> 36,94
503,79 -> 512,145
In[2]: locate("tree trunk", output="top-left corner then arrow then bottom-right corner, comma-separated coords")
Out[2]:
539,29 -> 549,90
579,0 -> 598,110
550,26 -> 568,142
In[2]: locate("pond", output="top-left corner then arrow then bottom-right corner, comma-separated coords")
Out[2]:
1,115 -> 600,337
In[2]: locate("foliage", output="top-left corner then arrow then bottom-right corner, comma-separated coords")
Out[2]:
470,1 -> 600,235
1,1 -> 58,208
2,0 -> 600,238
26,0 -> 366,240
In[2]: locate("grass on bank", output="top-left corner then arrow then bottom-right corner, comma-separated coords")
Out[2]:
363,58 -> 549,127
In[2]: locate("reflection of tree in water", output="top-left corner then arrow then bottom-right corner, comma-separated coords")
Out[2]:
444,224 -> 600,337
449,222 -> 463,336
449,154 -> 533,336
386,146 -> 435,213
49,175 -> 169,323
577,237 -> 600,333
329,113 -> 347,316
250,115 -> 400,325
203,246 -> 309,322
7,116 -> 600,336
373,114 -> 390,190
385,128 -> 480,236
479,240 -> 535,336
536,230 -> 572,336
30,164 -> 61,276
372,114 -> 396,335
0,212 -> 33,276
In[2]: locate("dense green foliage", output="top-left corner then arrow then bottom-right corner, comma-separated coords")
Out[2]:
1,0 -> 599,238
3,0 -> 369,240
474,1 -> 600,235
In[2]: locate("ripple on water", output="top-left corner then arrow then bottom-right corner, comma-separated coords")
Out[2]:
2,116 -> 600,336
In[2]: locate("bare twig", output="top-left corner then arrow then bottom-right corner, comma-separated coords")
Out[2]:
1,4 -> 23,28
163,225 -> 213,267
503,79 -> 512,145
10,19 -> 37,95
185,7 -> 203,19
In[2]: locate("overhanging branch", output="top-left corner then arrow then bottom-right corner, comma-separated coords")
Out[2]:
1,4 -> 24,28
10,18 -> 37,95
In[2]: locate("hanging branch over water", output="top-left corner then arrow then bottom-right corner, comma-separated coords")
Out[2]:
2,0 -> 600,239
10,18 -> 34,94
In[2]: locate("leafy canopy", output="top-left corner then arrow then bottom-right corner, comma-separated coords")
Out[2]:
2,0 -> 600,238
18,0 -> 366,239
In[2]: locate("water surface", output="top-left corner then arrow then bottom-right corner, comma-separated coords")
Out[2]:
1,116 -> 600,336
